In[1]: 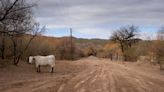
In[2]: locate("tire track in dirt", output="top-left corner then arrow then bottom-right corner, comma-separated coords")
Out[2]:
0,79 -> 55,92
57,60 -> 164,92
107,61 -> 164,92
0,75 -> 71,92
0,78 -> 43,91
57,67 -> 99,92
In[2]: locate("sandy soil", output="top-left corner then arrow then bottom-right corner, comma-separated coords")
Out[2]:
0,57 -> 164,92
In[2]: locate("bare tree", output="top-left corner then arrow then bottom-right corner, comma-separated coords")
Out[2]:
0,0 -> 35,23
110,25 -> 140,61
0,0 -> 44,65
10,23 -> 45,65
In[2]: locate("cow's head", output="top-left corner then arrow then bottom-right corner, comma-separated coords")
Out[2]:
29,56 -> 35,64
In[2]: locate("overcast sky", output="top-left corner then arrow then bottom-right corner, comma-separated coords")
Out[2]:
33,0 -> 164,39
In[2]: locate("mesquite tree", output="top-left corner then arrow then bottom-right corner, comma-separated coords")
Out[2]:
110,25 -> 140,61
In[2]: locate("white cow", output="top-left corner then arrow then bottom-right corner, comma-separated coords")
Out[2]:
29,55 -> 55,73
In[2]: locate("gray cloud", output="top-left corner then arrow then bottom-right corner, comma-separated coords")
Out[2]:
33,0 -> 164,39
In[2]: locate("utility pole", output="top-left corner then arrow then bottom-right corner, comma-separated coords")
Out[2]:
70,28 -> 73,60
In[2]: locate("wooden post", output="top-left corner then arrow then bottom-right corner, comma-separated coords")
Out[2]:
70,28 -> 73,60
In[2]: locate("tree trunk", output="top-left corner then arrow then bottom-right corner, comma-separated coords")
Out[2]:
1,36 -> 5,59
124,55 -> 127,61
0,33 -> 5,60
13,40 -> 17,64
12,35 -> 36,66
120,42 -> 127,61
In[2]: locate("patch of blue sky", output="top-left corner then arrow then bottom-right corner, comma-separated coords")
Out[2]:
44,28 -> 70,37
44,28 -> 101,39
43,25 -> 159,40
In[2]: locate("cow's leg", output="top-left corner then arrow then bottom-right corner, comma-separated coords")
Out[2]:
37,67 -> 39,72
36,64 -> 39,73
51,67 -> 54,73
38,65 -> 41,72
36,65 -> 40,73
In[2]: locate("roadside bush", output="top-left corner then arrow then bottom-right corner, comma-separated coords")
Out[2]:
154,41 -> 164,70
124,46 -> 139,62
103,42 -> 122,60
55,38 -> 78,60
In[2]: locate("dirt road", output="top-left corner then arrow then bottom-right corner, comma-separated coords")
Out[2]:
0,58 -> 164,92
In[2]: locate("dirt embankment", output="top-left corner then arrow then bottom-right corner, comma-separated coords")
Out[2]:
0,57 -> 164,92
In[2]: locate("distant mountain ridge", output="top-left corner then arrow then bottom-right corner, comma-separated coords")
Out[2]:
34,35 -> 109,46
